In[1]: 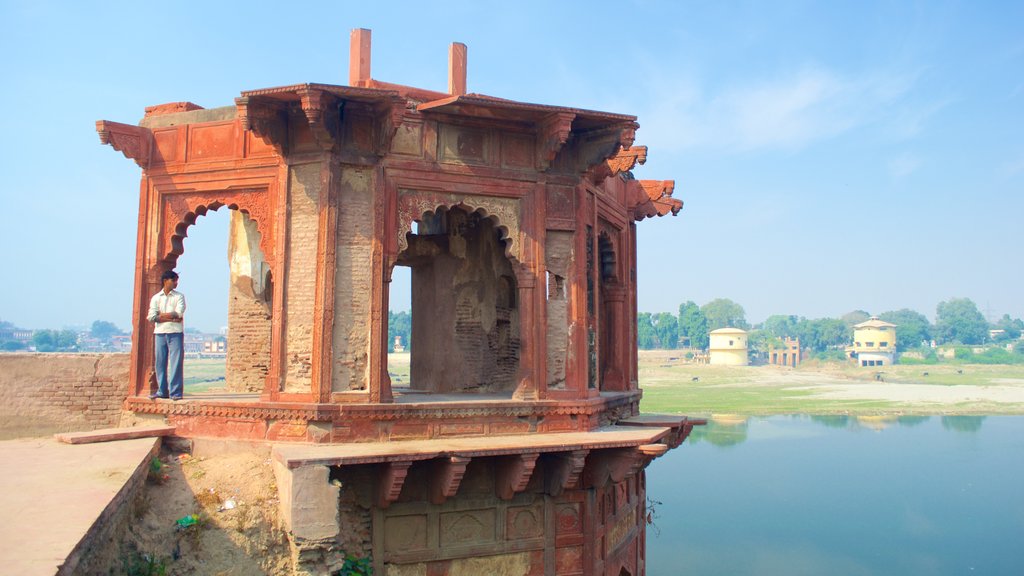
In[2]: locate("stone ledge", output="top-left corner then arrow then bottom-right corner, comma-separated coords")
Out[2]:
55,425 -> 175,445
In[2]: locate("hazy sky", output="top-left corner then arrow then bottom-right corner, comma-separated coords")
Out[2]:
1,1 -> 1021,333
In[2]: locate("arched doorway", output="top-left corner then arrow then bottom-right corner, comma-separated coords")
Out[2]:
163,204 -> 274,396
393,205 -> 520,395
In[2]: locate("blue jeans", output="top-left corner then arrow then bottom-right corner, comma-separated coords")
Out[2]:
154,333 -> 184,398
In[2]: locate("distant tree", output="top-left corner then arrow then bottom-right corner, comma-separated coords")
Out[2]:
935,298 -> 988,345
677,301 -> 709,349
388,310 -> 412,352
841,310 -> 871,328
878,309 -> 932,351
90,320 -> 122,341
32,329 -> 78,352
2,340 -> 25,351
637,313 -> 657,350
992,314 -> 1024,341
0,319 -> 15,330
652,312 -> 679,349
747,329 -> 784,355
795,317 -> 849,352
762,315 -> 799,338
701,298 -> 748,331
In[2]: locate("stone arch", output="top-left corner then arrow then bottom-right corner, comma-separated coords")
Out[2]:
158,187 -> 276,274
394,203 -> 521,394
156,192 -> 277,394
396,190 -> 520,264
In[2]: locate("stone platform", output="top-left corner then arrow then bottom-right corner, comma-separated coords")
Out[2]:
0,436 -> 159,575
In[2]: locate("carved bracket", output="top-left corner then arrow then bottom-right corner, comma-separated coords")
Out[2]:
299,88 -> 340,151
536,112 -> 576,171
235,97 -> 288,155
606,145 -> 648,176
96,120 -> 152,168
631,179 -> 682,221
430,456 -> 471,505
582,448 -> 645,488
544,449 -> 589,497
495,453 -> 539,500
577,121 -> 639,181
376,461 -> 413,508
374,96 -> 407,156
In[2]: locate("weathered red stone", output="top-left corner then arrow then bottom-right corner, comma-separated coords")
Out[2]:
98,29 -> 698,575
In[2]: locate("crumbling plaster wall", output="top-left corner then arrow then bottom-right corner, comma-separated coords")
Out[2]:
405,210 -> 519,393
283,163 -> 321,392
227,211 -> 272,392
0,353 -> 130,435
546,230 -> 574,390
332,166 -> 374,392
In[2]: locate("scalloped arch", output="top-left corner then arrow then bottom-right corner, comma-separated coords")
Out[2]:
158,188 -> 275,272
396,191 -> 521,263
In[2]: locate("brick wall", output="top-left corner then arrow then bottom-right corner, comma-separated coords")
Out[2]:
0,353 -> 130,435
284,163 -> 321,392
227,211 -> 272,392
332,167 -> 374,392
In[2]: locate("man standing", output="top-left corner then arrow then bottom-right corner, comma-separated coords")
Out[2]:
147,270 -> 186,400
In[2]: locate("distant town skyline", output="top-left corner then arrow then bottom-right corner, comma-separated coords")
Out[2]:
1,2 -> 1021,334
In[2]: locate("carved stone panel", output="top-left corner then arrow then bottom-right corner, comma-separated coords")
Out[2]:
506,501 -> 544,540
396,190 -> 521,262
438,124 -> 489,166
555,502 -> 582,536
384,513 -> 429,554
439,509 -> 497,547
391,122 -> 423,156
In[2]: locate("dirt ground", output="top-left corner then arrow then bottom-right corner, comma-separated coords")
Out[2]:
95,445 -> 293,575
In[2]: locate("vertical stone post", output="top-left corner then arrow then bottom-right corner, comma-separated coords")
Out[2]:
349,29 -> 371,86
448,42 -> 467,96
601,284 -> 627,391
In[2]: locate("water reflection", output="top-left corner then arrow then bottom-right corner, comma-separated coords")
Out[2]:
686,414 -> 987,447
650,415 -> 1024,576
940,415 -> 986,433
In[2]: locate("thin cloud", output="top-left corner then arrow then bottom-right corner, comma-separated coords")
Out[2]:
888,154 -> 923,179
635,64 -> 939,154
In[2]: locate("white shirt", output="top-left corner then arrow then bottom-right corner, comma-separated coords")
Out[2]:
147,289 -> 186,334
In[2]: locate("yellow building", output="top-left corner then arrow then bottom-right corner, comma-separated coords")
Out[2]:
849,317 -> 897,367
709,327 -> 749,366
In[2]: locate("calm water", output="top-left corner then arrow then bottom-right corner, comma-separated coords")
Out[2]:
646,416 -> 1024,575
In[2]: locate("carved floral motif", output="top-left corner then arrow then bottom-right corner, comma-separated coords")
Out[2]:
396,190 -> 521,261
159,188 -> 276,267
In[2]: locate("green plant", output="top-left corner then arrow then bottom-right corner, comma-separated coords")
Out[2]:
122,551 -> 168,576
147,458 -> 166,484
335,553 -> 373,576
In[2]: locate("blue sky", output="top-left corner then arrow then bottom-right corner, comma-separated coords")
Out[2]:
1,1 -> 1021,333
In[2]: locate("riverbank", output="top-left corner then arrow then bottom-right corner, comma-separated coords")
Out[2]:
637,350 -> 1024,416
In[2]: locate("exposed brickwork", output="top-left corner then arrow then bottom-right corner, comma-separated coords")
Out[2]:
404,210 -> 520,393
227,211 -> 273,392
546,231 -> 574,389
284,163 -> 321,392
0,354 -> 130,434
332,167 -> 374,392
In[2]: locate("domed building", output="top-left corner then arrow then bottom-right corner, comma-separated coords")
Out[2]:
709,327 -> 749,366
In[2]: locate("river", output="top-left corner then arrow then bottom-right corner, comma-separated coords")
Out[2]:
646,415 -> 1024,575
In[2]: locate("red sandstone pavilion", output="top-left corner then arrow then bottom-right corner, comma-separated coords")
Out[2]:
98,29 -> 701,576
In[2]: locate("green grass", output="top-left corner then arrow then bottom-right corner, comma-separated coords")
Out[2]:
184,357 -> 226,392
636,350 -> 1024,416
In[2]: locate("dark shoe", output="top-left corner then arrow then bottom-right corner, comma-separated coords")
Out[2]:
148,393 -> 169,400
170,396 -> 184,401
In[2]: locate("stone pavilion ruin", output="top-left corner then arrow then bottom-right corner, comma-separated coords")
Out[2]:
98,29 -> 700,576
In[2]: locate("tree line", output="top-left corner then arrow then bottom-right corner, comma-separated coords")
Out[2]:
638,297 -> 1024,355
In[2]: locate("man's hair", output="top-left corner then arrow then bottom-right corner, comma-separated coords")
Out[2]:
161,270 -> 179,282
